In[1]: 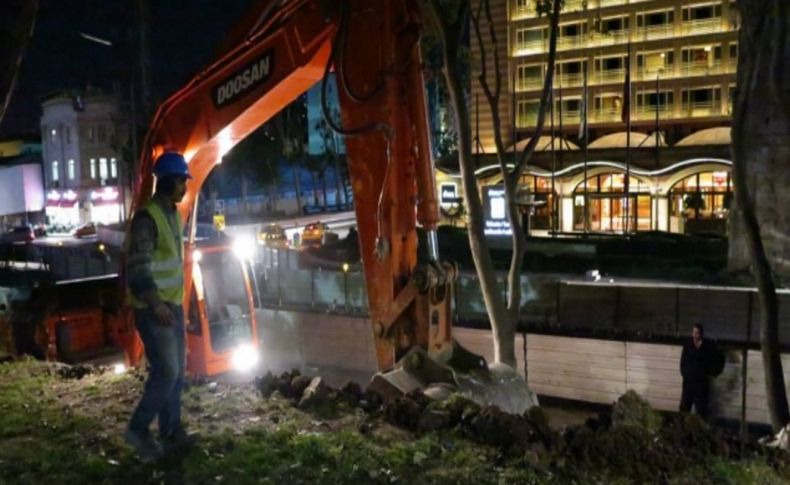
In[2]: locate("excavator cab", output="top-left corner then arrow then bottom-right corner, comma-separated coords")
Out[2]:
184,243 -> 259,376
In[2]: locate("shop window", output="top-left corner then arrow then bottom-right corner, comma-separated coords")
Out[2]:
668,171 -> 732,235
110,158 -> 118,179
90,158 -> 97,179
52,160 -> 59,182
67,159 -> 75,180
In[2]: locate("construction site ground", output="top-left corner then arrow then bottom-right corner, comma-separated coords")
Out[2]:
1,358 -> 789,484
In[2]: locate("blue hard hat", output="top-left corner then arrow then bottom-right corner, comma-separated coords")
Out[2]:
153,152 -> 192,179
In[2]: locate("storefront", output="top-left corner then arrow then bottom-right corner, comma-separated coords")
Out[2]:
668,170 -> 731,235
45,190 -> 80,228
88,186 -> 122,225
572,173 -> 652,233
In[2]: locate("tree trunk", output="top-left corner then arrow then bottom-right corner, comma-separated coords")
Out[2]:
332,154 -> 345,207
321,171 -> 329,212
732,0 -> 790,432
293,160 -> 304,215
428,3 -> 514,367
310,171 -> 319,206
240,176 -> 248,215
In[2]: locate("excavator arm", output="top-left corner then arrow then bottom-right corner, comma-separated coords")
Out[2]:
133,0 -> 535,412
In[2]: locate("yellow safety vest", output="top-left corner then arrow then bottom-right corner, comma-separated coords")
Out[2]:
129,201 -> 184,308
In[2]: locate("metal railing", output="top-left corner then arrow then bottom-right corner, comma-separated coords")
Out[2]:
681,100 -> 722,117
682,18 -> 724,35
637,23 -> 675,41
680,61 -> 726,77
253,253 -> 790,349
512,0 -> 654,20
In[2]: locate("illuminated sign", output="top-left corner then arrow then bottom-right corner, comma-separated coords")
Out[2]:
483,186 -> 512,236
90,187 -> 119,201
439,183 -> 460,206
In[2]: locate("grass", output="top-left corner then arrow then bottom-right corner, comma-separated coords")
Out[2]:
0,359 -> 788,484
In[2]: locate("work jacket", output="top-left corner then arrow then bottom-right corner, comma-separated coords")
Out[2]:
128,200 -> 184,308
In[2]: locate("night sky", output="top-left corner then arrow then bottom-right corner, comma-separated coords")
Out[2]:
0,0 -> 255,138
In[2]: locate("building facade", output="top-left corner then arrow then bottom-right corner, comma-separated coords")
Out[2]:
40,91 -> 127,229
0,140 -> 44,230
470,0 -> 738,236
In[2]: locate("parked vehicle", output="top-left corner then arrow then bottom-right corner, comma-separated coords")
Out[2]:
0,225 -> 35,243
257,223 -> 288,249
73,222 -> 98,239
300,222 -> 337,249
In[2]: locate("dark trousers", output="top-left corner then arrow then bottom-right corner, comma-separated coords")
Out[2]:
128,304 -> 185,438
679,380 -> 709,419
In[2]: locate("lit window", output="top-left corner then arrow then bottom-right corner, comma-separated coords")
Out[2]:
50,129 -> 57,143
90,158 -> 97,179
99,158 -> 108,179
67,159 -> 75,180
110,158 -> 117,178
52,161 -> 59,182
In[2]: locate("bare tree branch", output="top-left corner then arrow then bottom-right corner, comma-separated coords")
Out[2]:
511,0 -> 562,186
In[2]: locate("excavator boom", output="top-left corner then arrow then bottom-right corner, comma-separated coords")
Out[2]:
132,0 -> 535,412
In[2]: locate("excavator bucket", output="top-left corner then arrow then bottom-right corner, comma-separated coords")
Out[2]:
369,341 -> 539,415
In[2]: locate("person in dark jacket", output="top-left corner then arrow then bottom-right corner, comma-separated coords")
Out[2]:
679,323 -> 723,419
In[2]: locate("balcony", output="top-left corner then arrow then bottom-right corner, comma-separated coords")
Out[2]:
680,61 -> 725,77
555,72 -> 583,88
517,77 -> 544,92
682,18 -> 724,35
635,104 -> 674,121
681,101 -> 722,118
636,24 -> 675,41
595,68 -> 626,84
516,101 -> 726,128
512,0 -> 653,20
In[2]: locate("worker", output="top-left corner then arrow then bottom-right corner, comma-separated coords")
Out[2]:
679,323 -> 724,420
124,152 -> 195,461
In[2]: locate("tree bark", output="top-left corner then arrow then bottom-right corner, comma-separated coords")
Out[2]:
428,0 -> 560,367
732,0 -> 790,431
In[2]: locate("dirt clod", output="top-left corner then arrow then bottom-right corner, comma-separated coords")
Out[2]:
298,377 -> 330,409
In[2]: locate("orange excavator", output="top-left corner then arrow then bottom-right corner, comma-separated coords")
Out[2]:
42,0 -> 535,412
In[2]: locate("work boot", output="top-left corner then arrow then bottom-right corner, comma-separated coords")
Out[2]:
123,428 -> 164,463
162,426 -> 199,453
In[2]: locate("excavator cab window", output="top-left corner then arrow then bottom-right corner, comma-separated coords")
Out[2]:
198,249 -> 253,353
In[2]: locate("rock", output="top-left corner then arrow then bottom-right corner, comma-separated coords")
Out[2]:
611,390 -> 662,433
765,423 -> 790,450
418,408 -> 453,432
298,377 -> 330,409
423,383 -> 454,402
290,375 -> 313,399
